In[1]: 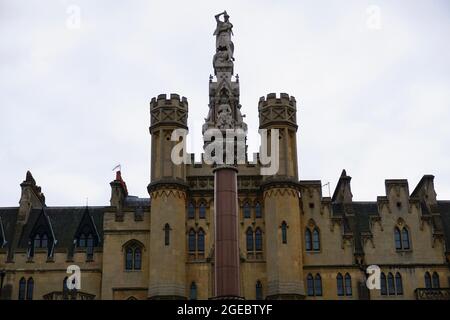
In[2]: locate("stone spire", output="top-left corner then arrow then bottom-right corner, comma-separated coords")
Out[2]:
203,11 -> 247,135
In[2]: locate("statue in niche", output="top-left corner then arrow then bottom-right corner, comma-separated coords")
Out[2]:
216,103 -> 234,129
213,11 -> 234,62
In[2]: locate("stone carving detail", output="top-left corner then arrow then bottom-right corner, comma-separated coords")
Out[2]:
216,103 -> 234,129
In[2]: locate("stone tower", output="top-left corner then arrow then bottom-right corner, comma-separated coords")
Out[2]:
147,94 -> 189,299
203,11 -> 247,299
258,93 -> 305,299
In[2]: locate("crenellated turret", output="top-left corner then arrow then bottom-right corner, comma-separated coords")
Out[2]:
147,93 -> 189,299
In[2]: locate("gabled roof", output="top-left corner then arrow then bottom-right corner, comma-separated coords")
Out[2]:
74,207 -> 102,244
1,206 -> 105,251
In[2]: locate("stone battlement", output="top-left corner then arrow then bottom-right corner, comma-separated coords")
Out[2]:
258,92 -> 296,109
150,93 -> 188,110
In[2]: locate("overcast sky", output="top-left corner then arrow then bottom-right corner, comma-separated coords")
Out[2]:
1,0 -> 449,206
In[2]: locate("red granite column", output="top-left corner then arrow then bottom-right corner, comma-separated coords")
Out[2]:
214,166 -> 241,298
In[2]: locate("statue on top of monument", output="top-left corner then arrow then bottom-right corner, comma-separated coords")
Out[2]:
213,11 -> 234,62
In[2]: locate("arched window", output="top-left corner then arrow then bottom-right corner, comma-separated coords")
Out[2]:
380,273 -> 387,295
314,274 -> 322,296
189,282 -> 197,300
394,227 -> 402,250
344,273 -> 352,296
307,274 -> 314,296
164,224 -> 170,246
401,228 -> 410,250
432,272 -> 440,288
124,241 -> 143,271
424,272 -> 432,289
197,229 -> 205,253
312,228 -> 320,251
255,202 -> 262,218
395,273 -> 403,295
18,277 -> 26,300
188,229 -> 196,252
387,273 -> 395,295
255,228 -> 262,251
256,280 -> 263,300
281,221 -> 287,244
243,202 -> 251,219
199,203 -> 206,219
305,229 -> 312,251
246,228 -> 254,252
26,278 -> 34,300
188,203 -> 195,219
336,273 -> 344,296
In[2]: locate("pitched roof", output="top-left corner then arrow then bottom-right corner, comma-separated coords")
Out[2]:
0,206 -> 105,251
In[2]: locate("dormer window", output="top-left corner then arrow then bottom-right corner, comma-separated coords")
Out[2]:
76,229 -> 97,260
29,231 -> 52,258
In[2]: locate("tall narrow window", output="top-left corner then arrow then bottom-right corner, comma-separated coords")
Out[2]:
125,247 -> 133,270
401,228 -> 410,250
314,274 -> 322,296
86,234 -> 94,259
432,272 -> 440,288
255,228 -> 262,251
18,277 -> 26,300
199,203 -> 206,219
34,234 -> 41,248
305,229 -> 312,251
243,202 -> 251,219
312,228 -> 320,251
344,273 -> 352,296
26,278 -> 34,300
380,273 -> 387,295
246,228 -> 254,252
281,221 -> 287,244
387,273 -> 395,295
197,229 -> 205,253
424,272 -> 432,289
395,273 -> 403,295
307,274 -> 314,296
134,247 -> 142,270
41,234 -> 48,248
78,234 -> 86,247
394,228 -> 402,250
255,202 -> 262,218
189,282 -> 197,300
164,224 -> 170,246
188,203 -> 195,219
188,229 -> 196,252
337,273 -> 344,296
256,280 -> 263,300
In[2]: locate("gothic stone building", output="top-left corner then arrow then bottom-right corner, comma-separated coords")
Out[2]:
1,14 -> 450,301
